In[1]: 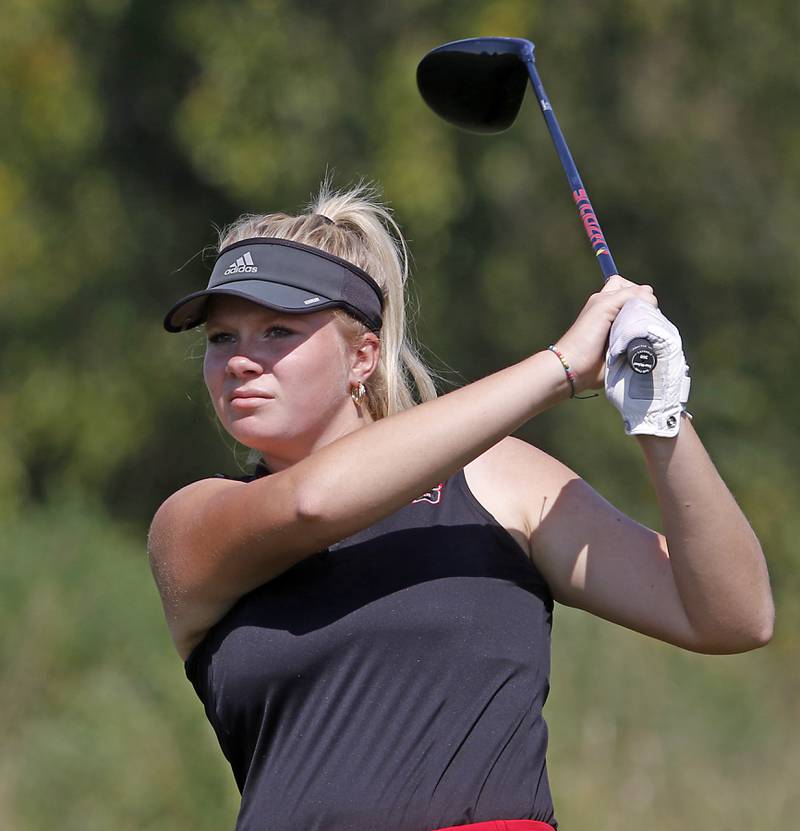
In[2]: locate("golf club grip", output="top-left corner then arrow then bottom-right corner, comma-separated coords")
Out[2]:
523,59 -> 657,376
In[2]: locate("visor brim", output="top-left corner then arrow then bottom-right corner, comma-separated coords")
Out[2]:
163,281 -> 338,332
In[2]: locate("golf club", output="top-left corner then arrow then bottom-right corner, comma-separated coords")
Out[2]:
417,36 -> 657,375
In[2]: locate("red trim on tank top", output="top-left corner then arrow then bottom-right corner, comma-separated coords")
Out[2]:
433,820 -> 555,831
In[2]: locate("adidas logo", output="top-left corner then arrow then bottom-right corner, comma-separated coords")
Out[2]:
223,251 -> 257,275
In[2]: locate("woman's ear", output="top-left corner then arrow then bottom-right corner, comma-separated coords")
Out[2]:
349,331 -> 381,384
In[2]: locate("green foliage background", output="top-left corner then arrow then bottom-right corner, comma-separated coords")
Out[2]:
1,1 -> 797,828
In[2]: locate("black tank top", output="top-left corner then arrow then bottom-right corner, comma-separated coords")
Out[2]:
184,468 -> 557,830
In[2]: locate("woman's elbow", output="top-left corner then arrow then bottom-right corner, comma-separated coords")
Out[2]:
747,584 -> 776,650
751,604 -> 775,649
693,608 -> 775,655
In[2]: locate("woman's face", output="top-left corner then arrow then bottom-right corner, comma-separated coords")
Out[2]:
203,295 -> 373,469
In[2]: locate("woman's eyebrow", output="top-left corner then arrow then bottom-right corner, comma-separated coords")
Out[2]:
206,310 -> 288,327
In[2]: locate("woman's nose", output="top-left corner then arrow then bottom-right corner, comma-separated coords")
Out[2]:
226,353 -> 264,377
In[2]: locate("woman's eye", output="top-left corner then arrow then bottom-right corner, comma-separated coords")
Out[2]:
206,326 -> 294,344
207,331 -> 235,344
265,326 -> 293,339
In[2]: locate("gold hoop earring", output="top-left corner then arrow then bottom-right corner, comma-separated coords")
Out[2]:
350,381 -> 366,407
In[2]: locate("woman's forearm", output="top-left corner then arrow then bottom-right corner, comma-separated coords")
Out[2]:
293,350 -> 569,536
637,418 -> 774,652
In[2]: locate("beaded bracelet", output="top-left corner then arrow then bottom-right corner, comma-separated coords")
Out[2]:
547,345 -> 598,400
547,345 -> 576,397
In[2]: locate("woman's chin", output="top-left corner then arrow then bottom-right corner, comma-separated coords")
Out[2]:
226,422 -> 300,454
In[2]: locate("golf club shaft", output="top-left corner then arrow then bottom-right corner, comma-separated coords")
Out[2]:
524,59 -> 657,374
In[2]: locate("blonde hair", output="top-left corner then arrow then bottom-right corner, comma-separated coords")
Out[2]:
217,179 -> 438,422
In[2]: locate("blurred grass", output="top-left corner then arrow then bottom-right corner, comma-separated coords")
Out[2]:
548,605 -> 799,830
1,498 -> 795,829
0,499 -> 239,830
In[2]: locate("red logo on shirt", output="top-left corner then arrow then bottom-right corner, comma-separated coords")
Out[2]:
412,483 -> 444,504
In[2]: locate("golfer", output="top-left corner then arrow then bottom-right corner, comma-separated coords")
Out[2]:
149,182 -> 773,831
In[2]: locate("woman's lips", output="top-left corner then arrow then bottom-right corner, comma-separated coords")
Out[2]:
230,397 -> 272,409
229,390 -> 274,407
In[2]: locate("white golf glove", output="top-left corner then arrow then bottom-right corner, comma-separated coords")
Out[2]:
605,298 -> 691,438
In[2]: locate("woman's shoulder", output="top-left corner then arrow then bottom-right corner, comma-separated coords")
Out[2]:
153,463 -> 268,523
150,474 -> 248,536
465,436 -> 579,491
464,437 -> 581,556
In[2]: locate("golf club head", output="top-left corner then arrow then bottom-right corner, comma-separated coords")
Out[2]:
417,37 -> 535,134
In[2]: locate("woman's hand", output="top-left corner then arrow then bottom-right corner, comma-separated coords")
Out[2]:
554,275 -> 657,395
606,298 -> 691,437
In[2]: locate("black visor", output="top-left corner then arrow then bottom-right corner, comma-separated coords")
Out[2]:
163,237 -> 384,333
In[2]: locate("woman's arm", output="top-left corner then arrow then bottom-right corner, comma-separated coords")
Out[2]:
502,414 -> 773,655
504,276 -> 773,653
150,348 -> 570,605
635,417 -> 773,651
